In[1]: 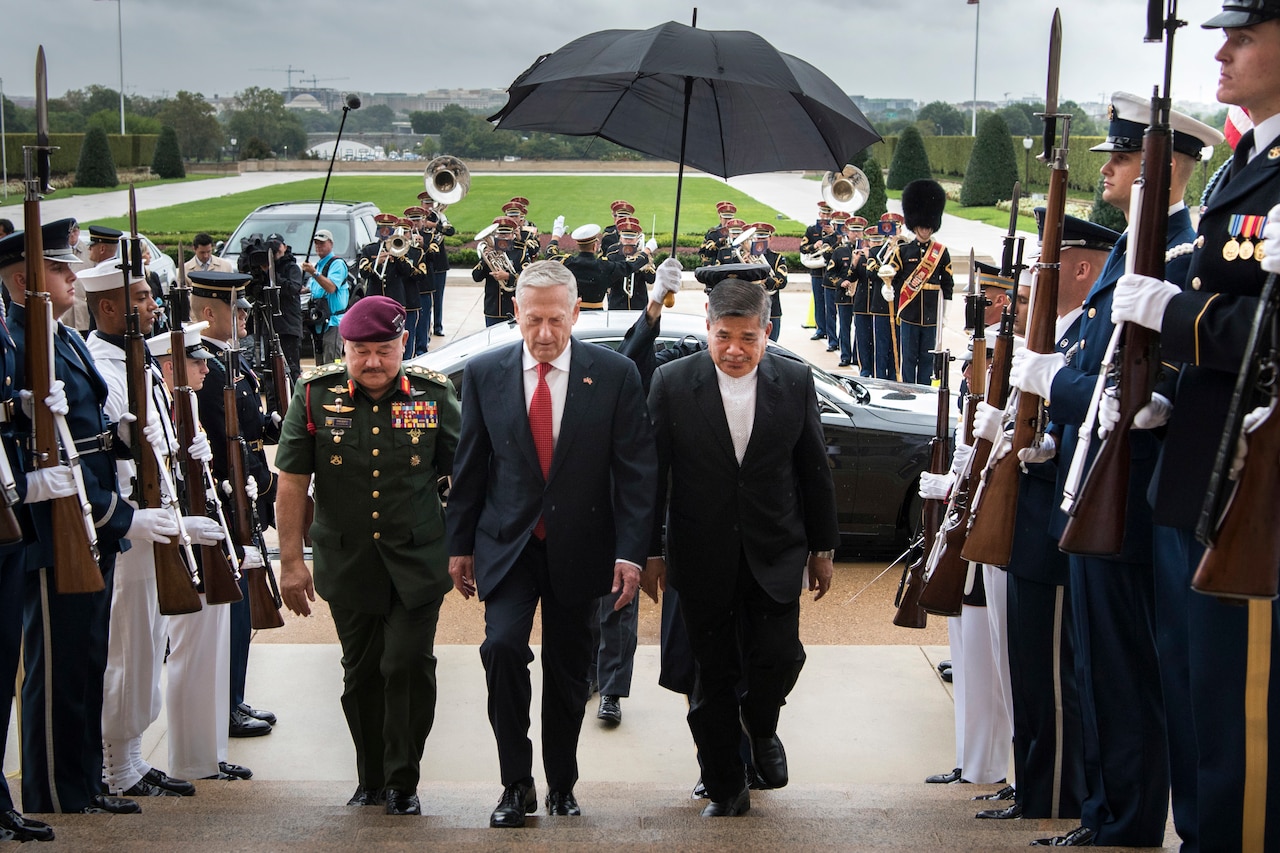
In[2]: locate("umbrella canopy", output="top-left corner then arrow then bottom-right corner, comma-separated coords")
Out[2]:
488,21 -> 880,179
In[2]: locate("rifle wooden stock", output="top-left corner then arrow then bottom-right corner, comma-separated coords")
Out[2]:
24,200 -> 102,593
174,388 -> 240,605
1059,114 -> 1171,556
126,319 -> 200,616
913,438 -> 955,618
892,545 -> 929,629
246,564 -> 285,629
224,387 -> 254,548
1191,404 -> 1280,599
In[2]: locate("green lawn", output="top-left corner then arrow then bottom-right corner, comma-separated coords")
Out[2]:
89,175 -> 808,242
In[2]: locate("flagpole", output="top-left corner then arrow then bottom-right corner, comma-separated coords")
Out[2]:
971,0 -> 980,135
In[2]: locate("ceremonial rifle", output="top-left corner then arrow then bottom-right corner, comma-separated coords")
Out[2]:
171,245 -> 241,605
24,47 -> 101,593
1059,0 -> 1179,555
122,193 -> 201,615
1191,272 -> 1280,599
963,10 -> 1067,567
222,319 -> 285,629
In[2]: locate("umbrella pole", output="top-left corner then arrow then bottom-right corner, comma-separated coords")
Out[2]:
670,76 -> 694,257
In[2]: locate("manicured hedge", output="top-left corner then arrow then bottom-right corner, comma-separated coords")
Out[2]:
1,133 -> 158,175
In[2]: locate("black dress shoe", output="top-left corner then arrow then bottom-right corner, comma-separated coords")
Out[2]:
747,734 -> 788,788
82,794 -> 141,814
691,777 -> 708,799
490,782 -> 536,828
346,786 -> 385,806
838,359 -> 852,367
219,761 -> 253,779
826,344 -> 839,352
143,767 -> 196,797
973,784 -> 1016,801
924,767 -> 963,784
701,787 -> 750,817
384,789 -> 420,815
976,802 -> 1023,819
229,708 -> 272,738
0,809 -> 54,842
1030,825 -> 1096,846
237,703 -> 277,726
597,695 -> 622,725
937,659 -> 952,673
545,790 -> 580,816
433,328 -> 444,337
941,668 -> 953,683
809,332 -> 824,340
120,777 -> 182,798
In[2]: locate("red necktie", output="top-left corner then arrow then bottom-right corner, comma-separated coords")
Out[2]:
530,361 -> 553,538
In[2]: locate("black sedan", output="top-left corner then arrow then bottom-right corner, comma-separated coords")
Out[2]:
408,311 -> 953,553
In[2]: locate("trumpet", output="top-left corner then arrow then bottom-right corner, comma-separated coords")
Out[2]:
374,229 -> 412,279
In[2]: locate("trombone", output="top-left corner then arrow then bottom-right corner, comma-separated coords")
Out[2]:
374,228 -> 412,279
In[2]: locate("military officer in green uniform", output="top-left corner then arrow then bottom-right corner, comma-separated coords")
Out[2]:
274,295 -> 461,818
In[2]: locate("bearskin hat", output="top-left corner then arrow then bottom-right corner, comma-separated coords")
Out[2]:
901,180 -> 946,233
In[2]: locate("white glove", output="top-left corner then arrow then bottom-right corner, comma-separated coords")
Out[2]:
19,379 -> 68,419
1097,391 -> 1173,439
181,515 -> 225,546
1017,433 -> 1057,465
651,257 -> 682,306
1230,404 -> 1273,478
246,476 -> 259,503
126,507 -> 180,544
645,238 -> 659,253
918,471 -> 955,501
880,283 -> 895,303
1262,204 -> 1280,275
1112,273 -> 1180,332
552,215 -> 566,239
971,401 -> 1004,444
118,411 -> 167,451
24,466 -> 76,503
240,544 -> 265,570
949,440 -> 974,478
1009,350 -> 1066,400
188,432 -> 212,464
270,411 -> 282,427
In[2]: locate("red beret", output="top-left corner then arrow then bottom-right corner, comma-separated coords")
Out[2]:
339,296 -> 406,342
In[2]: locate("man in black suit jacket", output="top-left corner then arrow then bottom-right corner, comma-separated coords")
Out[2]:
446,260 -> 656,829
645,275 -> 839,817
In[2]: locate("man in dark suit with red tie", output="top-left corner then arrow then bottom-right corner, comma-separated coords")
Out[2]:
645,271 -> 839,817
446,260 -> 656,829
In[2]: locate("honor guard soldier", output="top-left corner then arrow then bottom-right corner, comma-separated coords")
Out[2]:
700,201 -> 736,264
828,218 -> 863,362
880,181 -> 953,384
556,224 -> 626,311
1011,97 -> 1220,848
359,213 -> 413,307
1109,6 -> 1280,848
606,217 -> 658,310
473,217 -> 524,326
601,200 -> 635,255
78,261 -> 208,801
0,226 -> 173,817
800,202 -> 836,343
61,223 -> 122,334
277,296 -> 461,816
188,271 -> 281,740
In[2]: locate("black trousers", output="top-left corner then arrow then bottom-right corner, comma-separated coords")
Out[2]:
0,548 -> 22,812
679,558 -> 805,802
22,557 -> 115,813
330,592 -> 443,792
278,333 -> 301,383
480,537 -> 593,792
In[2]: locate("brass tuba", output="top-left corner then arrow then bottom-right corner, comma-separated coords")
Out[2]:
423,155 -> 470,206
802,165 -> 871,269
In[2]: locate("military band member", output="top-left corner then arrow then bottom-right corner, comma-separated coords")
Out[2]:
414,196 -> 455,343
801,202 -> 836,343
505,199 -> 541,264
828,218 -> 863,365
147,321 -> 249,784
853,218 -> 894,379
606,217 -> 658,311
880,181 -> 954,385
601,200 -> 635,256
402,207 -> 430,359
472,217 -> 524,326
0,226 -> 171,816
741,223 -> 788,342
189,271 -> 280,740
1011,97 -> 1221,848
555,224 -> 626,311
700,201 -> 737,264
359,213 -> 413,308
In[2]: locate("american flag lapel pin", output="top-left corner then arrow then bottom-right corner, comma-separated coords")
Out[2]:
583,376 -> 593,385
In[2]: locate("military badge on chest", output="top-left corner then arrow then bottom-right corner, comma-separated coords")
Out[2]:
1225,214 -> 1266,262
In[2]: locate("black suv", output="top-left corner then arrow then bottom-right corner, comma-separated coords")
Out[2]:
220,200 -> 380,270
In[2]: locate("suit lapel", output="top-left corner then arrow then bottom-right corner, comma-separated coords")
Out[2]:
547,338 -> 592,482
693,355 -> 739,467
501,343 -> 543,480
741,355 -> 778,465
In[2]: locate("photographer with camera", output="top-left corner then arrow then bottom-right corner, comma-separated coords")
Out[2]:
267,234 -> 304,382
301,230 -> 350,365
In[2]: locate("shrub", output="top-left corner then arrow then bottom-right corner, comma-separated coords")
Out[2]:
75,126 -> 118,188
960,113 -> 1020,206
887,126 -> 932,190
151,126 -> 185,179
860,155 -> 888,222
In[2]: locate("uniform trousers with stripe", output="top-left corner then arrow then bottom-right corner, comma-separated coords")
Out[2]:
167,597 -> 231,780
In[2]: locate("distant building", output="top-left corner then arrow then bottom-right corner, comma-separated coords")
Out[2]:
852,95 -> 918,119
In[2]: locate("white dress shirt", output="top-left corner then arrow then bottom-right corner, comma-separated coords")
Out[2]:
521,344 -> 572,447
715,365 -> 758,465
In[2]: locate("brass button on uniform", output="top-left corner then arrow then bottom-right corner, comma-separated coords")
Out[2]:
333,436 -> 341,444
373,470 -> 381,478
1191,276 -> 1202,290
372,511 -> 379,520
372,448 -> 379,457
373,532 -> 381,540
372,427 -> 380,435
372,405 -> 379,413
372,490 -> 380,499
1088,307 -> 1097,319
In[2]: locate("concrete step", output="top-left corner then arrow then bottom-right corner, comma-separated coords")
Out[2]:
22,779 -> 1175,851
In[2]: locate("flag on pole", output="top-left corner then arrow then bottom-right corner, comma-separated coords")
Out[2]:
1224,105 -> 1252,150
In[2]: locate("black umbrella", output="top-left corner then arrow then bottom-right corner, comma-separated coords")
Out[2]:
488,17 -> 880,251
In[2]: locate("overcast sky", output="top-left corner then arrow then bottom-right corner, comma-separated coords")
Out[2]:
1,0 -> 1231,112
